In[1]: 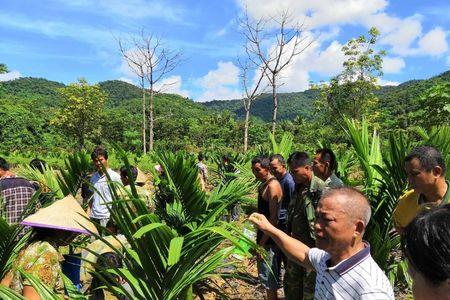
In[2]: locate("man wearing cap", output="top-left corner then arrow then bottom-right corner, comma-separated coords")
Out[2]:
1,195 -> 97,298
394,146 -> 449,235
0,157 -> 36,225
88,146 -> 121,227
249,187 -> 394,299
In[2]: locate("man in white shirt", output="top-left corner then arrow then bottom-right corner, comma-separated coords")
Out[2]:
88,146 -> 121,227
249,187 -> 394,300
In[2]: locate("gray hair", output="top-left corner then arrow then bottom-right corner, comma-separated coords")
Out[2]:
322,186 -> 372,227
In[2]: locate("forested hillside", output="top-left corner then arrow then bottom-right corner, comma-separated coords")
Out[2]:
0,70 -> 448,154
203,70 -> 450,128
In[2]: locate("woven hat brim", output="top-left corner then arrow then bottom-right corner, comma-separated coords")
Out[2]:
21,194 -> 98,236
21,221 -> 91,235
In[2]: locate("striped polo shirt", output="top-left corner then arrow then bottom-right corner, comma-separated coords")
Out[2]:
308,243 -> 394,299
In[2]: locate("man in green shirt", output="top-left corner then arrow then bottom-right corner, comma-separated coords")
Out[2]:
285,152 -> 325,300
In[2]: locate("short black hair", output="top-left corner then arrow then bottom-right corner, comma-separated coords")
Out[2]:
30,158 -> 47,173
287,151 -> 311,169
269,154 -> 286,166
91,146 -> 108,160
402,204 -> 450,285
405,146 -> 446,175
316,148 -> 338,171
0,157 -> 10,171
120,165 -> 138,181
251,155 -> 270,169
198,153 -> 205,161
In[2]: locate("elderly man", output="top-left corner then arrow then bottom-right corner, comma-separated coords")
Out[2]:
394,146 -> 449,235
313,148 -> 344,189
250,187 -> 394,299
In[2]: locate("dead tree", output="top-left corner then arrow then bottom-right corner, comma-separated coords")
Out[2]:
241,9 -> 313,136
239,58 -> 267,152
138,34 -> 182,151
118,35 -> 148,154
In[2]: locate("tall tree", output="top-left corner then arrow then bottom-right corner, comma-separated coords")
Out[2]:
137,34 -> 182,151
118,34 -> 149,154
319,27 -> 385,122
239,59 -> 267,152
241,9 -> 312,136
51,78 -> 107,150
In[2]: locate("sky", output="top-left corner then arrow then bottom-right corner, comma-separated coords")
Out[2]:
0,0 -> 449,102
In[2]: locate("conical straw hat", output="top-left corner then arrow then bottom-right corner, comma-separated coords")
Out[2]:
21,194 -> 98,235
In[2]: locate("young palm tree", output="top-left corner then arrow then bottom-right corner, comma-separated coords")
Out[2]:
86,150 -> 259,300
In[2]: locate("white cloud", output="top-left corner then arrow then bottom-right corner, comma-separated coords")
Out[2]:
373,15 -> 423,56
378,78 -> 400,86
252,35 -> 345,93
155,75 -> 190,98
237,0 -> 387,29
196,61 -> 242,101
238,0 -> 448,60
0,70 -> 21,82
383,57 -> 405,73
417,27 -> 448,56
198,61 -> 240,89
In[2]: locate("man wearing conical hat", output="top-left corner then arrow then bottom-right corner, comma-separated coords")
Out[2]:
1,195 -> 97,298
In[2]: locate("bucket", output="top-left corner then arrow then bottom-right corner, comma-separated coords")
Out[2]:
62,253 -> 82,290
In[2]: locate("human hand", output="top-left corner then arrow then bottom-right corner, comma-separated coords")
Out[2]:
248,213 -> 272,232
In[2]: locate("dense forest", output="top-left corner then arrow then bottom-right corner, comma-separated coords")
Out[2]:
0,69 -> 449,156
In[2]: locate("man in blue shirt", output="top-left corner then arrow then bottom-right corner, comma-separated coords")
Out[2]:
269,154 -> 295,235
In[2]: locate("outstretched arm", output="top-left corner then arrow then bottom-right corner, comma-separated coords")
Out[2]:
249,212 -> 313,270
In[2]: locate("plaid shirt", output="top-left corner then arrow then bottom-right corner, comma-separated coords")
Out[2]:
0,175 -> 36,224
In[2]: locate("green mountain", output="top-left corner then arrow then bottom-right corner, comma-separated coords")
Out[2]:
202,70 -> 450,125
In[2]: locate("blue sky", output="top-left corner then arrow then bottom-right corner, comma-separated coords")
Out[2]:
0,0 -> 449,101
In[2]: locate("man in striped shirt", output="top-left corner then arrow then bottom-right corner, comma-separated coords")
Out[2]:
250,187 -> 394,299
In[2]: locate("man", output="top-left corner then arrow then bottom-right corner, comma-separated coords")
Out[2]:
119,165 -> 153,211
285,151 -> 325,300
0,157 -> 36,225
197,153 -> 208,191
88,146 -> 121,227
251,155 -> 283,300
270,154 -> 296,232
250,187 -> 394,299
394,146 -> 449,235
269,154 -> 295,276
313,148 -> 344,190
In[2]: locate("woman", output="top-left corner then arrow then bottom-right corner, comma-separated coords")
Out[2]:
1,195 -> 98,299
402,204 -> 450,299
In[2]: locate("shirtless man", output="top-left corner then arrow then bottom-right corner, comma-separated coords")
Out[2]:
251,155 -> 283,300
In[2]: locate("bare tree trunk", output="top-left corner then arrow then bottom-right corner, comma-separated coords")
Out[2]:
271,82 -> 278,136
243,107 -> 250,152
149,88 -> 154,151
141,79 -> 147,155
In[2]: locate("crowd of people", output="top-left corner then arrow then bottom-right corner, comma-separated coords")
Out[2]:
248,146 -> 449,300
0,144 -> 449,299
